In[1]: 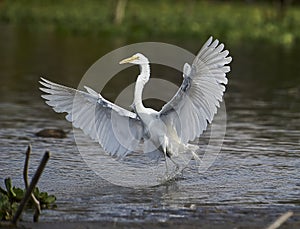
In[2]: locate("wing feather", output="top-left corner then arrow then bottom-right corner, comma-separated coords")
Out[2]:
159,36 -> 232,143
40,77 -> 144,159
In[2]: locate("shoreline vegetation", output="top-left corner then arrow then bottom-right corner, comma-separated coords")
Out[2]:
0,0 -> 299,46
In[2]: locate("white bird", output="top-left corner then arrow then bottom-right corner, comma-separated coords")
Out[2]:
40,36 -> 232,175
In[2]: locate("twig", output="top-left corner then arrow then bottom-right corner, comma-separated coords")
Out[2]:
12,151 -> 50,225
266,211 -> 294,229
23,145 -> 31,188
23,145 -> 41,222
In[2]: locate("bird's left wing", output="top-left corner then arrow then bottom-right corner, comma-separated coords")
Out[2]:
40,77 -> 144,159
159,37 -> 232,144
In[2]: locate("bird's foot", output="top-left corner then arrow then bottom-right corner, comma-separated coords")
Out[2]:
157,167 -> 184,184
158,172 -> 177,184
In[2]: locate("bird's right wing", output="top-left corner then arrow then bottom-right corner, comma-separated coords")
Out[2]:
40,77 -> 144,159
159,37 -> 232,144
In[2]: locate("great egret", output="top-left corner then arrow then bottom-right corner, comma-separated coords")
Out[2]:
40,36 -> 232,174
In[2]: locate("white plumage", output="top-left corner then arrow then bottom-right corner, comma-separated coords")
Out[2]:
40,36 -> 232,170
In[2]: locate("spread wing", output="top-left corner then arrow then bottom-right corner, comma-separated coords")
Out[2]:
159,36 -> 232,144
40,77 -> 144,159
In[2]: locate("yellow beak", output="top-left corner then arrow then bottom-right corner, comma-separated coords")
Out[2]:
119,55 -> 139,64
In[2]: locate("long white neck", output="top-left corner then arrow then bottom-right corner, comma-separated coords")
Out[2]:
134,63 -> 150,114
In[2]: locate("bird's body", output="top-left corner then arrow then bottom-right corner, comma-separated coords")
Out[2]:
40,37 -> 232,175
129,58 -> 178,159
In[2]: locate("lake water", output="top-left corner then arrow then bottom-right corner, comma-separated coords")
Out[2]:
0,25 -> 299,227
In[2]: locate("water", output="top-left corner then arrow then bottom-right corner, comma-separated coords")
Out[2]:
0,25 -> 299,226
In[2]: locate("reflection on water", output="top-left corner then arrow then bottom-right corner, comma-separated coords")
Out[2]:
0,25 -> 299,224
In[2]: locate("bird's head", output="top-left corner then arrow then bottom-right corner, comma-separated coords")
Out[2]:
119,53 -> 149,65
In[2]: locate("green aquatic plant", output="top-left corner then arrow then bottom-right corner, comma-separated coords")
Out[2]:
32,187 -> 56,209
2,178 -> 24,201
0,178 -> 24,221
0,178 -> 23,221
0,177 -> 56,221
0,190 -> 18,221
0,194 -> 17,221
0,146 -> 55,224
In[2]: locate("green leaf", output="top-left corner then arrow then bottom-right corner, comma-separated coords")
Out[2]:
4,178 -> 16,199
0,193 -> 10,207
4,178 -> 12,192
0,193 -> 15,221
43,195 -> 56,204
13,187 -> 25,201
33,187 -> 40,196
38,192 -> 48,200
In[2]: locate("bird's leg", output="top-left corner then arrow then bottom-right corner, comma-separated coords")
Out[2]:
156,153 -> 171,184
191,150 -> 203,171
158,154 -> 182,183
160,136 -> 181,181
161,136 -> 171,176
169,157 -> 180,173
164,153 -> 169,175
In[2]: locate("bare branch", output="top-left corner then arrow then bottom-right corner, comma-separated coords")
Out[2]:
13,151 -> 50,225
